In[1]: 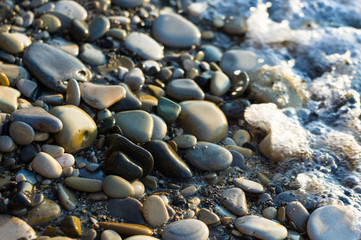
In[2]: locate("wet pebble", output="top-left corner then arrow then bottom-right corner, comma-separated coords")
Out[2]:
88,16 -> 110,41
210,71 -> 231,96
54,0 -> 87,20
0,33 -> 26,54
262,207 -> 278,219
125,32 -> 163,60
66,79 -> 81,106
173,134 -> 197,149
101,230 -> 122,240
41,14 -> 61,33
112,0 -> 146,8
103,175 -> 134,198
125,236 -> 159,240
60,215 -> 82,237
124,67 -> 145,91
286,201 -> 309,232
46,37 -> 79,56
0,86 -> 20,113
150,114 -> 167,140
162,219 -> 209,240
198,208 -> 220,225
69,19 -> 89,42
156,97 -> 181,123
16,79 -> 38,98
223,16 -> 247,35
99,222 -> 153,236
220,50 -> 258,76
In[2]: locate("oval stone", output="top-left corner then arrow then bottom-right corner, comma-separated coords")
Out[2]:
153,13 -> 201,48
220,50 -> 258,76
142,195 -> 169,227
0,32 -> 24,54
0,215 -> 37,240
114,110 -> 153,144
66,79 -> 81,106
235,215 -> 288,240
162,219 -> 209,240
125,236 -> 159,240
286,201 -> 309,232
179,100 -> 228,142
99,222 -> 153,236
9,121 -> 35,145
307,205 -> 359,240
221,188 -> 248,216
107,198 -> 146,225
151,114 -> 167,140
233,177 -> 264,194
0,86 -> 20,113
112,0 -> 146,8
125,32 -> 163,60
79,43 -> 106,66
0,63 -> 29,84
173,134 -> 197,149
103,175 -> 134,198
64,177 -> 103,192
184,142 -> 232,171
166,79 -> 204,101
49,105 -> 97,153
54,0 -> 87,20
25,199 -> 61,226
101,230 -> 122,240
32,152 -> 63,179
210,71 -> 231,96
109,82 -> 142,112
23,43 -> 90,92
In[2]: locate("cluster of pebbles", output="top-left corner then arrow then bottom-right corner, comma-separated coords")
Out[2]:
0,0 -> 359,240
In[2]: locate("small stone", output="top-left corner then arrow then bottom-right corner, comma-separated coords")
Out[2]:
80,82 -> 126,109
41,14 -> 61,33
220,50 -> 258,76
0,33 -> 25,54
46,37 -> 79,56
185,142 -> 232,171
16,79 -> 38,98
132,181 -> 145,198
142,195 -> 169,227
125,32 -> 163,60
80,43 -> 106,66
210,71 -> 231,96
88,16 -> 110,41
233,177 -> 264,194
262,207 -> 278,219
225,145 -> 253,158
112,0 -> 145,8
124,67 -> 145,91
107,28 -> 127,41
64,177 -> 103,192
56,153 -> 75,168
107,198 -> 146,225
66,79 -> 81,106
166,79 -> 204,101
125,236 -> 159,240
173,134 -> 197,149
0,63 -> 29,85
25,199 -> 61,225
99,222 -> 153,236
0,72 -> 9,86
221,188 -> 248,216
0,86 -> 20,113
103,175 -> 134,198
9,121 -> 35,145
235,215 -> 288,240
232,129 -> 251,146
0,135 -> 14,153
60,216 -> 82,237
223,16 -> 247,35
162,219 -> 209,240
156,97 -> 181,123
151,114 -> 167,140
153,13 -> 201,48
82,228 -> 97,240
198,208 -> 220,225
179,100 -> 228,142
180,186 -> 198,198
101,230 -> 122,240
201,45 -> 223,63
114,110 -> 153,144
69,18 -> 89,42
0,214 -> 37,239
54,0 -> 87,20
286,201 -> 309,232
32,152 -> 63,179
229,150 -> 246,168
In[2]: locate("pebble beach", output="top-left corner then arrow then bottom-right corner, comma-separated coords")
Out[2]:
0,0 -> 360,240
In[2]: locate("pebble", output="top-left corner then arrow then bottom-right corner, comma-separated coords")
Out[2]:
88,16 -> 110,41
0,63 -> 29,84
82,228 -> 97,240
66,79 -> 81,106
107,198 -> 146,225
50,105 -> 98,153
210,71 -> 231,96
125,236 -> 159,240
229,150 -> 246,168
0,32 -> 25,54
80,82 -> 126,109
0,86 -> 20,113
32,152 -> 63,179
156,97 -> 181,123
307,205 -> 359,240
107,28 -> 127,41
103,175 -> 134,198
56,153 -> 75,168
223,16 -> 247,35
60,215 -> 82,237
101,230 -> 122,240
16,79 -> 38,98
124,67 -> 145,91
221,188 -> 248,216
153,13 -> 201,48
80,44 -> 106,66
46,37 -> 79,56
233,177 -> 264,193
64,177 -> 103,192
220,50 -> 258,76
225,145 -> 253,158
25,199 -> 61,225
9,121 -> 35,145
162,219 -> 209,240
201,44 -> 223,63
114,110 -> 153,144
166,79 -> 204,101
57,184 -> 76,210
185,142 -> 233,171
23,43 -> 90,92
41,14 -> 61,33
235,215 -> 288,240
232,129 -> 251,146
0,72 -> 9,86
54,0 -> 87,20
150,114 -> 167,140
198,208 -> 220,225
99,222 -> 153,236
125,32 -> 163,60
173,134 -> 197,149
132,181 -> 145,198
179,100 -> 228,142
144,140 -> 193,179
286,201 -> 309,232
112,0 -> 145,8
142,195 -> 169,227
262,207 -> 278,219
0,214 -> 37,240
69,18 -> 89,42
180,186 -> 198,198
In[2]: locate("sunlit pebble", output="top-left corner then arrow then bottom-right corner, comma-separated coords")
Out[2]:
42,179 -> 52,185
15,174 -> 26,182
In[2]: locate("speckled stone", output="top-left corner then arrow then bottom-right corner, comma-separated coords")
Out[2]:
103,175 -> 134,198
50,105 -> 97,153
0,86 -> 20,113
142,195 -> 169,227
10,107 -> 63,133
162,219 -> 209,240
166,79 -> 204,101
235,215 -> 288,240
233,177 -> 264,194
0,215 -> 37,240
54,0 -> 87,20
220,50 -> 258,76
9,121 -> 34,145
64,177 -> 103,192
185,142 -> 232,171
125,32 -> 163,60
114,110 -> 153,144
23,43 -> 90,92
25,199 -> 61,225
307,205 -> 359,240
179,100 -> 228,142
80,82 -> 126,109
153,13 -> 201,48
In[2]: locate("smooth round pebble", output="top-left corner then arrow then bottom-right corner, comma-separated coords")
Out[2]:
142,195 -> 169,227
125,236 -> 159,240
220,50 -> 258,76
221,188 -> 248,216
233,177 -> 264,193
25,199 -> 61,225
101,230 -> 122,240
198,208 -> 220,225
54,0 -> 87,20
103,175 -> 134,198
42,144 -> 65,158
8,121 -> 34,145
32,152 -> 63,179
162,219 -> 209,240
112,0 -> 146,8
65,177 -> 103,192
151,114 -> 167,140
0,215 -> 37,240
286,201 -> 309,232
80,43 -> 106,66
262,207 -> 278,219
166,79 -> 204,101
232,129 -> 251,146
56,153 -> 75,168
173,134 -> 197,149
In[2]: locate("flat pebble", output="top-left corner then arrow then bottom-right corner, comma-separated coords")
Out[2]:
142,195 -> 169,227
185,142 -> 232,171
166,79 -> 204,101
201,44 -> 223,62
107,198 -> 146,225
41,14 -> 61,33
198,208 -> 220,225
103,175 -> 134,198
99,222 -> 153,236
262,207 -> 278,219
60,215 -> 82,237
223,16 -> 247,35
64,177 -> 103,192
66,79 -> 81,106
233,177 -> 264,193
150,114 -> 167,140
173,134 -> 197,149
125,32 -> 163,60
0,86 -> 20,113
210,71 -> 231,96
162,219 -> 209,240
80,43 -> 106,66
32,152 -> 63,179
101,230 -> 122,240
286,201 -> 309,232
153,13 -> 201,48
307,205 -> 359,240
179,100 -> 228,142
233,129 -> 251,146
221,188 -> 248,216
235,215 -> 288,240
80,82 -> 126,109
0,214 -> 37,240
0,63 -> 29,84
25,199 -> 61,225
124,67 -> 145,91
9,121 -> 34,145
125,236 -> 159,240
0,33 -> 29,54
220,50 -> 258,76
54,0 -> 87,20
